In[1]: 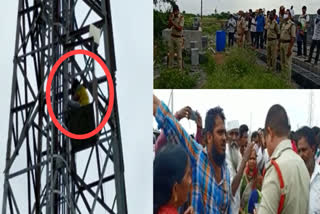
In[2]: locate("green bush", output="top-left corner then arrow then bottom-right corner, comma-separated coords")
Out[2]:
182,13 -> 196,30
201,16 -> 226,37
154,69 -> 197,89
201,51 -> 216,75
154,10 -> 170,40
203,48 -> 292,89
154,40 -> 168,64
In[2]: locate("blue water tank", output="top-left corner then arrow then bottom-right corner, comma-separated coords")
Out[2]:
216,31 -> 226,52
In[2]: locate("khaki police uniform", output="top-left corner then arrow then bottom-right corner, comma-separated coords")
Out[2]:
259,139 -> 309,214
168,13 -> 184,70
279,19 -> 296,82
237,16 -> 246,47
266,19 -> 280,71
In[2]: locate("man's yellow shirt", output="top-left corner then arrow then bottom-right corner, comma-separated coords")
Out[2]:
75,85 -> 89,106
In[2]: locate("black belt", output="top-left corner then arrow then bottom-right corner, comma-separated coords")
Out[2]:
268,38 -> 277,41
171,34 -> 183,38
280,40 -> 291,43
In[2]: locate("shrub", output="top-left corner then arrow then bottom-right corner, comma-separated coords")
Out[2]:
154,10 -> 170,40
154,68 -> 197,88
203,48 -> 292,89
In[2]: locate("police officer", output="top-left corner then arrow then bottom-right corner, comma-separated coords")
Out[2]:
266,11 -> 279,72
236,10 -> 246,47
259,104 -> 309,214
278,9 -> 296,83
168,5 -> 184,70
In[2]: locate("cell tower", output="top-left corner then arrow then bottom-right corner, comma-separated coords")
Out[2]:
2,0 -> 127,213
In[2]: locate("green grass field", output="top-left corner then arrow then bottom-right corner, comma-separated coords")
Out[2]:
201,48 -> 292,89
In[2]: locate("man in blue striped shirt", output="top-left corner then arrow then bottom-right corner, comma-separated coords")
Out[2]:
153,95 -> 252,213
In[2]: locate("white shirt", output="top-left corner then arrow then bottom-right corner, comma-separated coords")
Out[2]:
262,148 -> 270,166
298,14 -> 310,32
245,21 -> 249,31
254,144 -> 262,166
251,19 -> 257,32
309,162 -> 320,214
227,18 -> 236,33
254,144 -> 268,173
226,142 -> 242,214
290,9 -> 295,17
312,15 -> 320,41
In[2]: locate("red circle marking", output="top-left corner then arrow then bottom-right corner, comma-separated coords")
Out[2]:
45,49 -> 114,140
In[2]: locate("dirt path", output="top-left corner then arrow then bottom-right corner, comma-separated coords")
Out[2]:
213,52 -> 225,65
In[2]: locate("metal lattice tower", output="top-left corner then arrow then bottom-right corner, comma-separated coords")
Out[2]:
2,0 -> 127,213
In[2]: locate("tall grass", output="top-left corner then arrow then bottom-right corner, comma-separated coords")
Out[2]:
154,68 -> 197,89
202,48 -> 292,89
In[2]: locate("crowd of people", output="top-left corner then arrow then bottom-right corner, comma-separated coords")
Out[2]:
226,6 -> 320,82
153,94 -> 320,214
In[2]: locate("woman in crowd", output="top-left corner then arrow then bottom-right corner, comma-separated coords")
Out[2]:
154,143 -> 193,214
240,148 -> 263,214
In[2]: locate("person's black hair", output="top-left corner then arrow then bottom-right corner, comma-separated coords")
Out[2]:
172,4 -> 179,12
295,126 -> 317,149
154,143 -> 188,214
302,6 -> 307,10
249,9 -> 252,13
239,124 -> 249,138
204,107 -> 225,135
289,131 -> 298,142
297,22 -> 302,27
251,131 -> 259,140
264,104 -> 290,137
286,9 -> 292,17
153,134 -> 157,145
312,126 -> 320,136
316,133 -> 320,147
269,11 -> 275,19
71,79 -> 80,94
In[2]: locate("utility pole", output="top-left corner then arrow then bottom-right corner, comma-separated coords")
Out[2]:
201,0 -> 203,19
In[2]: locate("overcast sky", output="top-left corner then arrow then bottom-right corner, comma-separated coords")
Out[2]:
155,0 -> 319,15
0,0 -> 152,213
153,90 -> 320,136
